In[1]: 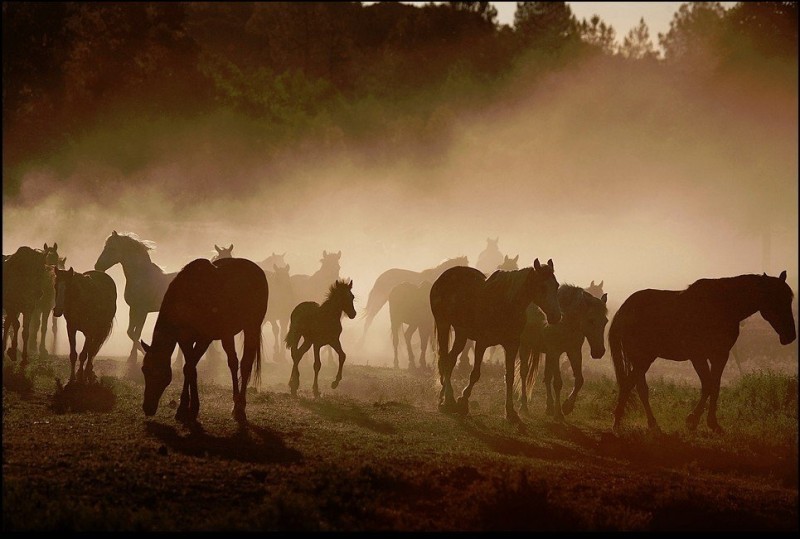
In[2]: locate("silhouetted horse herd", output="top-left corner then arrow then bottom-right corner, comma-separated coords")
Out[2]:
3,234 -> 796,435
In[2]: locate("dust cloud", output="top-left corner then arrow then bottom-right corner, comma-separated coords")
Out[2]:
4,55 -> 797,364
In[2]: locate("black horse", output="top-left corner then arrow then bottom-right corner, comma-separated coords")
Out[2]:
430,259 -> 561,423
141,258 -> 268,425
3,246 -> 48,364
53,267 -> 117,382
609,271 -> 796,434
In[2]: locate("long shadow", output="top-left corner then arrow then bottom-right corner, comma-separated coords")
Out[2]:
298,398 -> 397,435
455,415 -> 583,461
145,421 -> 303,464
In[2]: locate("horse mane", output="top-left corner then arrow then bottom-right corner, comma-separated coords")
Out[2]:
113,232 -> 157,252
325,279 -> 351,301
433,256 -> 467,271
560,283 -> 607,316
485,268 -> 531,304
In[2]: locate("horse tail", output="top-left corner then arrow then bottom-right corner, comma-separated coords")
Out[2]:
525,351 -> 541,402
609,314 -> 629,387
284,320 -> 301,351
88,316 -> 115,361
253,325 -> 263,388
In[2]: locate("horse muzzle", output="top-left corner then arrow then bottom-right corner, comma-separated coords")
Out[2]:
591,347 -> 606,359
53,308 -> 63,318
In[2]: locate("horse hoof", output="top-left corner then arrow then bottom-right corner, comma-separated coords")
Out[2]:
455,397 -> 469,415
232,408 -> 247,424
331,380 -> 340,389
175,408 -> 191,423
562,400 -> 575,415
708,423 -> 725,435
506,411 -> 521,424
438,401 -> 457,414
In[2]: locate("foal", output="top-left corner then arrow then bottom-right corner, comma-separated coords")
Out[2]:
285,280 -> 356,398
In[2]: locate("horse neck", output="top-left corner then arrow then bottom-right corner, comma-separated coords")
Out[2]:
320,296 -> 345,319
151,315 -> 178,359
724,275 -> 765,320
119,250 -> 161,280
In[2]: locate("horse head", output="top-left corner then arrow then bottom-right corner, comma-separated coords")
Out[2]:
580,291 -> 608,359
43,242 -> 59,267
531,258 -> 561,324
759,271 -> 796,345
329,279 -> 356,319
320,250 -> 342,275
213,244 -> 234,261
140,339 -> 173,416
52,266 -> 75,318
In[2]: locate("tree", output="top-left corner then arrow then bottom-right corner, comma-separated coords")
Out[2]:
620,17 -> 657,60
513,2 -> 579,51
579,14 -> 616,55
658,2 -> 726,65
446,1 -> 498,25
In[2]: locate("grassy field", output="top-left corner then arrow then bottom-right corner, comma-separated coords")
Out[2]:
3,352 -> 797,531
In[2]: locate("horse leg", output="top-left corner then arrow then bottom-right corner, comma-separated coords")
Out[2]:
28,308 -> 40,357
419,326 -> 430,370
330,340 -> 347,389
312,344 -> 322,398
236,329 -> 258,424
270,322 -> 281,362
439,331 -> 466,412
187,339 -> 212,422
404,325 -> 416,370
279,319 -> 289,361
457,340 -> 471,372
633,362 -> 659,432
612,358 -> 639,435
222,336 -> 240,418
391,319 -> 400,369
686,358 -> 712,430
706,354 -> 729,433
39,308 -> 51,357
51,311 -> 58,354
84,335 -> 99,382
457,342 -> 486,415
175,340 -> 194,422
67,324 -> 78,382
289,339 -> 312,396
4,315 -> 18,360
518,343 -> 530,414
326,347 -> 335,369
543,351 -> 556,416
127,307 -> 147,364
20,310 -> 32,365
562,349 -> 583,415
77,333 -> 90,383
549,351 -> 566,421
503,342 -> 521,423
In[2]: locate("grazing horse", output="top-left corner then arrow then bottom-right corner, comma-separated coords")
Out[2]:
360,256 -> 468,346
518,284 -> 608,418
211,244 -> 234,262
285,280 -> 356,398
3,246 -> 47,363
476,237 -> 504,275
585,280 -> 604,299
265,264 -> 295,362
94,231 -> 178,365
141,258 -> 268,424
388,281 -> 434,370
28,245 -> 62,358
53,267 -> 117,382
430,259 -> 561,422
609,271 -> 796,434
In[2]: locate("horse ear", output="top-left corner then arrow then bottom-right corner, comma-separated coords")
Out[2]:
601,293 -> 608,304
533,258 -> 541,270
215,245 -> 222,252
68,267 -> 74,276
323,250 -> 328,257
281,252 -> 286,257
228,244 -> 233,251
763,272 -> 767,277
336,251 -> 341,259
591,280 -> 595,286
44,243 -> 48,250
140,340 -> 151,354
547,259 -> 553,268
53,242 -> 57,250
112,230 -> 118,236
513,254 -> 519,262
779,270 -> 787,281
348,279 -> 353,289
599,280 -> 603,287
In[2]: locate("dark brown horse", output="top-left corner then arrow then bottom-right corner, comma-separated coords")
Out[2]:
519,284 -> 608,419
430,259 -> 561,422
609,271 -> 796,434
388,280 -> 434,370
28,244 -> 62,358
265,263 -> 295,362
141,258 -> 268,424
285,280 -> 356,398
3,246 -> 47,364
53,267 -> 117,382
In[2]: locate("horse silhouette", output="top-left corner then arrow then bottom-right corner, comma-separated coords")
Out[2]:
584,280 -> 604,299
258,252 -> 287,273
265,264 -> 295,362
388,281 -> 434,370
290,250 -> 341,305
3,246 -> 48,364
519,284 -> 608,418
141,258 -> 268,424
28,244 -> 62,358
360,256 -> 468,346
94,231 -> 178,365
476,237 -> 504,275
53,267 -> 117,382
211,244 -> 234,262
609,271 -> 796,434
430,259 -> 561,422
285,279 -> 356,398
496,254 -> 519,272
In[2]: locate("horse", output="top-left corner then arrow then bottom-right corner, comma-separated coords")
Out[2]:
496,254 -> 519,272
609,271 -> 796,434
585,280 -> 604,299
388,280 -> 434,370
518,284 -> 608,419
265,263 -> 295,362
211,244 -> 234,262
360,256 -> 468,346
141,258 -> 268,424
53,267 -> 117,382
285,279 -> 356,398
258,252 -> 287,273
3,246 -> 48,364
476,237 -> 504,275
430,259 -> 562,422
94,231 -> 178,365
290,250 -> 341,305
28,245 -> 62,358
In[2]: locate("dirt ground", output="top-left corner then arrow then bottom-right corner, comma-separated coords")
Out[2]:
3,352 -> 798,531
